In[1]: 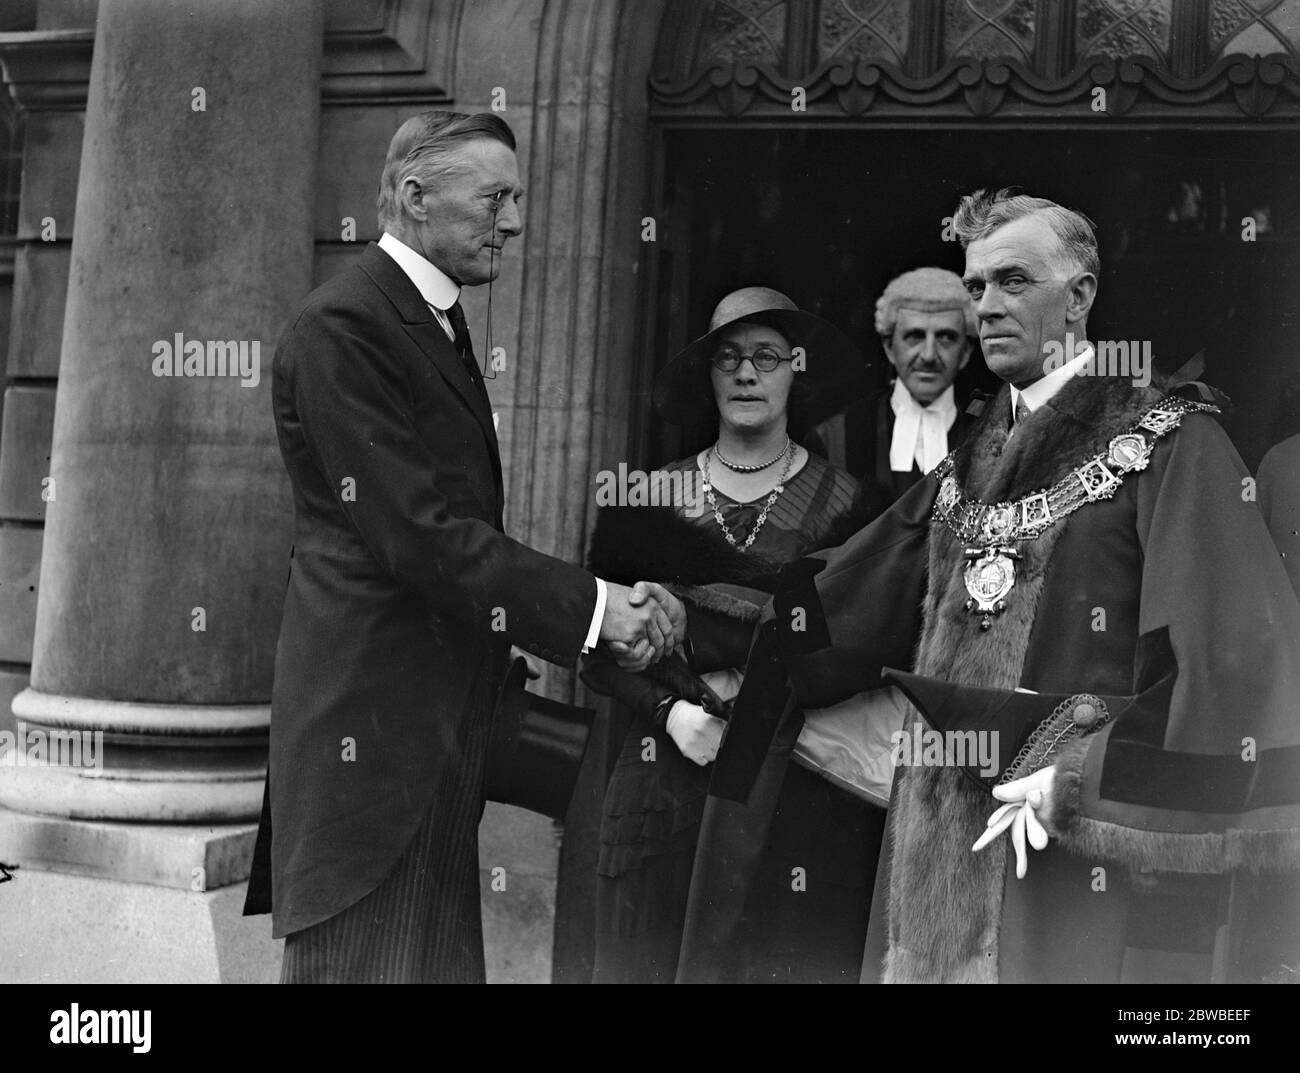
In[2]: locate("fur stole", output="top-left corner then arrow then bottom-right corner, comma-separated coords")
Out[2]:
585,503 -> 788,713
884,373 -> 1165,984
587,493 -> 879,623
587,503 -> 784,615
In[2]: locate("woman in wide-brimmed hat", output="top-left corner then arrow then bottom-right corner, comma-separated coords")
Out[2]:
581,286 -> 889,983
652,285 -> 874,442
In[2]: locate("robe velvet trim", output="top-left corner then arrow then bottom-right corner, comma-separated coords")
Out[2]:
1047,377 -> 1300,879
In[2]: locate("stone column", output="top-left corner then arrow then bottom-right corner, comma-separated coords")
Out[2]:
525,0 -> 669,985
0,0 -> 321,982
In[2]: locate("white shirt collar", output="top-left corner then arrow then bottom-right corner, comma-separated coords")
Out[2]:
377,231 -> 460,312
889,378 -> 957,474
1010,344 -> 1095,417
890,378 -> 957,421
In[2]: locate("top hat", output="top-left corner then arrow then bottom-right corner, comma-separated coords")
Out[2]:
652,286 -> 870,437
485,657 -> 596,820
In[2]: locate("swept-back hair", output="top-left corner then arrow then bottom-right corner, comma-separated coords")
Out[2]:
952,187 -> 1100,282
376,111 -> 516,230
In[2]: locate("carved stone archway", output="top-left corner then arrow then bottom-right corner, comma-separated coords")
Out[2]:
649,0 -> 1300,122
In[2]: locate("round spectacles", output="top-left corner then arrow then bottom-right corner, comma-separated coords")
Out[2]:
711,344 -> 791,373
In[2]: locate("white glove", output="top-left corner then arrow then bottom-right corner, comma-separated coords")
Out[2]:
972,766 -> 1055,879
666,700 -> 726,767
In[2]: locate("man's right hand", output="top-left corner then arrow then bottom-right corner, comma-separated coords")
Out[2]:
600,581 -> 680,670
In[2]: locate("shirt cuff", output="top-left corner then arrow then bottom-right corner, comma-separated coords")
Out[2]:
582,576 -> 607,654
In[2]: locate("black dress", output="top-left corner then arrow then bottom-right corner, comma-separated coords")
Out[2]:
587,451 -> 886,983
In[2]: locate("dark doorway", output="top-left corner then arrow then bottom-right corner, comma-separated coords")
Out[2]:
643,127 -> 1300,470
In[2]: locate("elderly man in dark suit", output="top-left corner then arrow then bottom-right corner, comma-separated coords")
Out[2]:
247,111 -> 682,983
806,267 -> 977,506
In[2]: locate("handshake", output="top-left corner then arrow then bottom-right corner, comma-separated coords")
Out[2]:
599,581 -> 687,672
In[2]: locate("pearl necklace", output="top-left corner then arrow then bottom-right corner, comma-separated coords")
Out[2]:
712,436 -> 792,473
701,441 -> 796,552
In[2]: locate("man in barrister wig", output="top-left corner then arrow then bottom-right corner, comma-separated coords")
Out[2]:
713,188 -> 1300,983
805,267 -> 977,504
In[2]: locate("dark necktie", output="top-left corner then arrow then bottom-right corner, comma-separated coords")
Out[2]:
1010,396 -> 1030,433
446,301 -> 477,372
445,300 -> 491,414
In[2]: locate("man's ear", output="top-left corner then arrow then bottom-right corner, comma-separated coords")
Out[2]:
398,177 -> 428,223
1065,272 -> 1097,326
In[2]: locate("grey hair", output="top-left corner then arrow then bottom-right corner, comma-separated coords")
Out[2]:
376,111 -> 516,231
952,187 -> 1100,282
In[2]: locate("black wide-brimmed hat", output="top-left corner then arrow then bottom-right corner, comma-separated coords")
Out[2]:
485,658 -> 595,820
652,286 -> 870,436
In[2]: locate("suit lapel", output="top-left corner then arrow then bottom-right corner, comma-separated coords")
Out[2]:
402,318 -> 501,455
358,244 -> 504,505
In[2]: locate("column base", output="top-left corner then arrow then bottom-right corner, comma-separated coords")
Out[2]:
0,808 -> 279,982
0,763 -> 266,822
0,870 -> 281,983
0,806 -> 561,983
2,688 -> 268,821
0,807 -> 258,888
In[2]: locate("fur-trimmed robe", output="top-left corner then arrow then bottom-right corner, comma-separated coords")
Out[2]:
761,372 -> 1300,983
